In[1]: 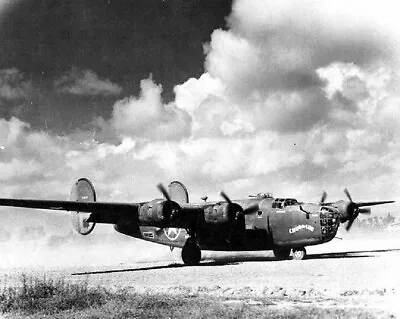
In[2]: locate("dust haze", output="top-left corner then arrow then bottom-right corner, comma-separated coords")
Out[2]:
0,224 -> 175,270
2,220 -> 400,270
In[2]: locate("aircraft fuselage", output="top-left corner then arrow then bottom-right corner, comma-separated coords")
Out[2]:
115,196 -> 340,251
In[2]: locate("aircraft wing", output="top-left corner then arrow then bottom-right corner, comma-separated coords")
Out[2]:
0,198 -> 138,217
356,200 -> 395,207
0,179 -> 251,235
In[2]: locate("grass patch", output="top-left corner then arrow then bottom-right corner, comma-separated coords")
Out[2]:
0,274 -> 392,318
0,274 -> 108,315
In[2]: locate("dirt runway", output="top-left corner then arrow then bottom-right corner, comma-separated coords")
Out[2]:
2,230 -> 400,317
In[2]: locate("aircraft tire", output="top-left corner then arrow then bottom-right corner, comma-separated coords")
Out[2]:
181,240 -> 201,266
292,247 -> 306,260
273,248 -> 291,260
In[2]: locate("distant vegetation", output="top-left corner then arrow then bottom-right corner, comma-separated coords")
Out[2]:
353,213 -> 397,230
0,274 -> 388,318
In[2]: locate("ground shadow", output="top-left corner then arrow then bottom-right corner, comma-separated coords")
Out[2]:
72,248 -> 400,275
71,260 -> 239,276
306,248 -> 400,260
71,263 -> 185,276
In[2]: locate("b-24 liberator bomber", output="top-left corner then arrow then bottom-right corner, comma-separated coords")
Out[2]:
0,179 -> 395,265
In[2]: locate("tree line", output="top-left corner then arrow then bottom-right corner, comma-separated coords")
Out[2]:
353,213 -> 397,229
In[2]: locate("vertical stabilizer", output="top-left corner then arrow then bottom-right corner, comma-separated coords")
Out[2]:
69,178 -> 96,235
168,181 -> 189,204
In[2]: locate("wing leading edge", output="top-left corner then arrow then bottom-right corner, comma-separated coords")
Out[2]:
0,198 -> 137,213
0,198 -> 139,224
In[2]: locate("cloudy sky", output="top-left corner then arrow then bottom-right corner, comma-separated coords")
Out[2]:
1,0 -> 400,248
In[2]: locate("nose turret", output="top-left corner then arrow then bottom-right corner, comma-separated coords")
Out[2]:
319,206 -> 340,240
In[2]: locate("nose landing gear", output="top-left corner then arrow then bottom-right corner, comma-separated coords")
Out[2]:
292,247 -> 307,260
181,238 -> 201,266
273,247 -> 307,260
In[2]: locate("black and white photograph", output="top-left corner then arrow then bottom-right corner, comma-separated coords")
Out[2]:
1,0 -> 400,317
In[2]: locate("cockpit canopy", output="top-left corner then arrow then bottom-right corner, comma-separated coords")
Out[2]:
255,192 -> 273,199
272,198 -> 299,209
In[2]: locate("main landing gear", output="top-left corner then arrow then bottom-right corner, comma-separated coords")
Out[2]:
273,247 -> 307,260
273,248 -> 291,260
181,238 -> 201,266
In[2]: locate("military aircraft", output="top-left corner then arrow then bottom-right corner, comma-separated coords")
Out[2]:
0,178 -> 395,265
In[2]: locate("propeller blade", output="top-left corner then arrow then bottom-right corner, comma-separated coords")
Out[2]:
344,188 -> 353,203
346,218 -> 355,231
243,203 -> 259,215
220,191 -> 232,204
157,183 -> 171,201
358,207 -> 371,214
320,191 -> 327,204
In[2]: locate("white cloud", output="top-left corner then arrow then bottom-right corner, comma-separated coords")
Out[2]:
0,158 -> 44,182
104,77 -> 192,141
174,73 -> 225,116
194,0 -> 400,136
0,68 -> 31,101
54,68 -> 123,96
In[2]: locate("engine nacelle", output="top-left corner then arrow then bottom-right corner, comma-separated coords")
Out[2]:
69,178 -> 96,235
204,202 -> 243,225
201,202 -> 246,248
138,199 -> 181,227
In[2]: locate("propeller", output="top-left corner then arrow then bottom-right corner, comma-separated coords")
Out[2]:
344,188 -> 353,203
155,183 -> 180,235
220,191 -> 259,215
320,190 -> 327,204
220,191 -> 253,246
220,191 -> 241,219
345,216 -> 357,231
243,203 -> 260,215
358,208 -> 371,214
157,183 -> 171,201
343,188 -> 372,231
220,191 -> 231,204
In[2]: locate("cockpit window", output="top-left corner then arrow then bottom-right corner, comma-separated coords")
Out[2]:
321,206 -> 336,213
272,198 -> 284,209
284,198 -> 298,206
272,198 -> 298,208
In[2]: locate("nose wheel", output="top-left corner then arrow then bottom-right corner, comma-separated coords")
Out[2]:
292,247 -> 306,260
273,247 -> 307,260
181,238 -> 201,266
